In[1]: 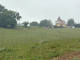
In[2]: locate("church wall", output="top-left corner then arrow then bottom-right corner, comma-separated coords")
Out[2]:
62,25 -> 66,27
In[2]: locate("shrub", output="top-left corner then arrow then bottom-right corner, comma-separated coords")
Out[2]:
74,24 -> 80,28
54,25 -> 63,28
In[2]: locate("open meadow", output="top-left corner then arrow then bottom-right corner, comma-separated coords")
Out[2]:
0,28 -> 80,60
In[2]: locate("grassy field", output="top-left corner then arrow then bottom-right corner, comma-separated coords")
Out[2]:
72,58 -> 80,60
0,28 -> 80,60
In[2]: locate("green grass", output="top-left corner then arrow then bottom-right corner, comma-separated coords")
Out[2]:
0,28 -> 80,60
15,26 -> 41,29
69,58 -> 80,60
14,26 -> 26,28
72,58 -> 80,60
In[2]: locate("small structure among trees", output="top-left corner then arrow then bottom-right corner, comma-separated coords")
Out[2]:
55,17 -> 66,27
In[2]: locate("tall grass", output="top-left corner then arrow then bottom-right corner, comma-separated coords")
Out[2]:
0,28 -> 80,60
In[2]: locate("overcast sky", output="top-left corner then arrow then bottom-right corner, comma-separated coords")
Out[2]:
0,0 -> 80,24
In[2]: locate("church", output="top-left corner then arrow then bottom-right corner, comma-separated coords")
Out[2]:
55,17 -> 66,27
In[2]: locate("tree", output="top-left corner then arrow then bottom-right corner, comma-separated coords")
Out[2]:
39,19 -> 53,27
0,4 -> 5,12
30,21 -> 38,26
0,4 -> 22,28
48,19 -> 53,27
74,23 -> 80,28
22,21 -> 29,27
67,18 -> 75,26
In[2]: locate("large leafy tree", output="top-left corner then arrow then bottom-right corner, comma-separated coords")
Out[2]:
39,19 -> 53,27
67,18 -> 75,26
30,21 -> 38,26
0,4 -> 22,28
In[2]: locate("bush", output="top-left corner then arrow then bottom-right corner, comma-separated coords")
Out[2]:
74,24 -> 80,28
30,21 -> 39,26
54,25 -> 63,28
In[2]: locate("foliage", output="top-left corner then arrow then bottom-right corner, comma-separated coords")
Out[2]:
72,58 -> 80,60
0,4 -> 22,28
0,4 -> 4,12
54,25 -> 63,28
30,21 -> 39,26
39,19 -> 53,27
67,18 -> 75,26
22,21 -> 29,27
74,23 -> 80,28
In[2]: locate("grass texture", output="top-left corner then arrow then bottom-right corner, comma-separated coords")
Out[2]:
0,28 -> 80,60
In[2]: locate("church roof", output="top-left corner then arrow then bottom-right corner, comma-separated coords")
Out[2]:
57,17 -> 64,22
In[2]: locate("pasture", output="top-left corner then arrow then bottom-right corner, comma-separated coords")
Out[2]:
0,28 -> 80,60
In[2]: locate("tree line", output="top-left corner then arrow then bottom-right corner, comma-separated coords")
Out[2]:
0,4 -> 53,28
22,18 -> 80,28
22,19 -> 53,28
0,4 -> 80,28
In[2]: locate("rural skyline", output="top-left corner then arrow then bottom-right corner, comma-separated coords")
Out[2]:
0,0 -> 80,24
1,0 -> 80,59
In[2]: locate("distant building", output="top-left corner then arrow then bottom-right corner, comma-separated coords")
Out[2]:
55,17 -> 66,27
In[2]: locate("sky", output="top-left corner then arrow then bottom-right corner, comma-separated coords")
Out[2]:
0,0 -> 80,25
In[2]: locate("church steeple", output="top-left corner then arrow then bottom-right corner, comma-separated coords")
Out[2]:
58,16 -> 60,19
57,16 -> 61,21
